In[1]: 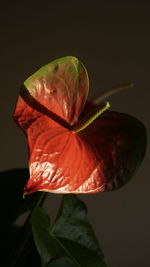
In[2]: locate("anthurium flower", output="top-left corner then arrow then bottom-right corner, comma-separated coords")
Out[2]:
13,56 -> 147,195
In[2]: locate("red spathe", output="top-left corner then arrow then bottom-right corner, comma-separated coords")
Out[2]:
13,57 -> 147,195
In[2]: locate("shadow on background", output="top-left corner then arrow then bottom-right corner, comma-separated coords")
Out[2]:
0,169 -> 41,267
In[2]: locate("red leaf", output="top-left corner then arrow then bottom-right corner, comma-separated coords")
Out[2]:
13,57 -> 147,195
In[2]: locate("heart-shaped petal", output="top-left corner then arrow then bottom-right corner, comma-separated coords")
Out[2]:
14,57 -> 147,195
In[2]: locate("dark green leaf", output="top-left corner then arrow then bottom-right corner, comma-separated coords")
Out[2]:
32,207 -> 74,267
47,257 -> 75,267
52,194 -> 101,254
0,168 -> 44,225
32,195 -> 107,267
0,168 -> 44,266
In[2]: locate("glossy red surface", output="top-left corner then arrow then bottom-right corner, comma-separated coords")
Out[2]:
13,57 -> 146,194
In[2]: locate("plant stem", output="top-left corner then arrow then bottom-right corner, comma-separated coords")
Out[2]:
9,192 -> 46,267
92,82 -> 134,104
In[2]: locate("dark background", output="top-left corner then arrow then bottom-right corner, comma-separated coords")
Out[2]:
1,1 -> 149,266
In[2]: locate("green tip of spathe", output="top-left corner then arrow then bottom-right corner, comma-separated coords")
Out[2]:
23,56 -> 84,89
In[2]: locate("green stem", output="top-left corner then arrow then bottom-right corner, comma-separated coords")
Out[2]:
9,192 -> 46,267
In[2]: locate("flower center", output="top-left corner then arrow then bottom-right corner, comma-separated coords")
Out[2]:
72,101 -> 110,133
